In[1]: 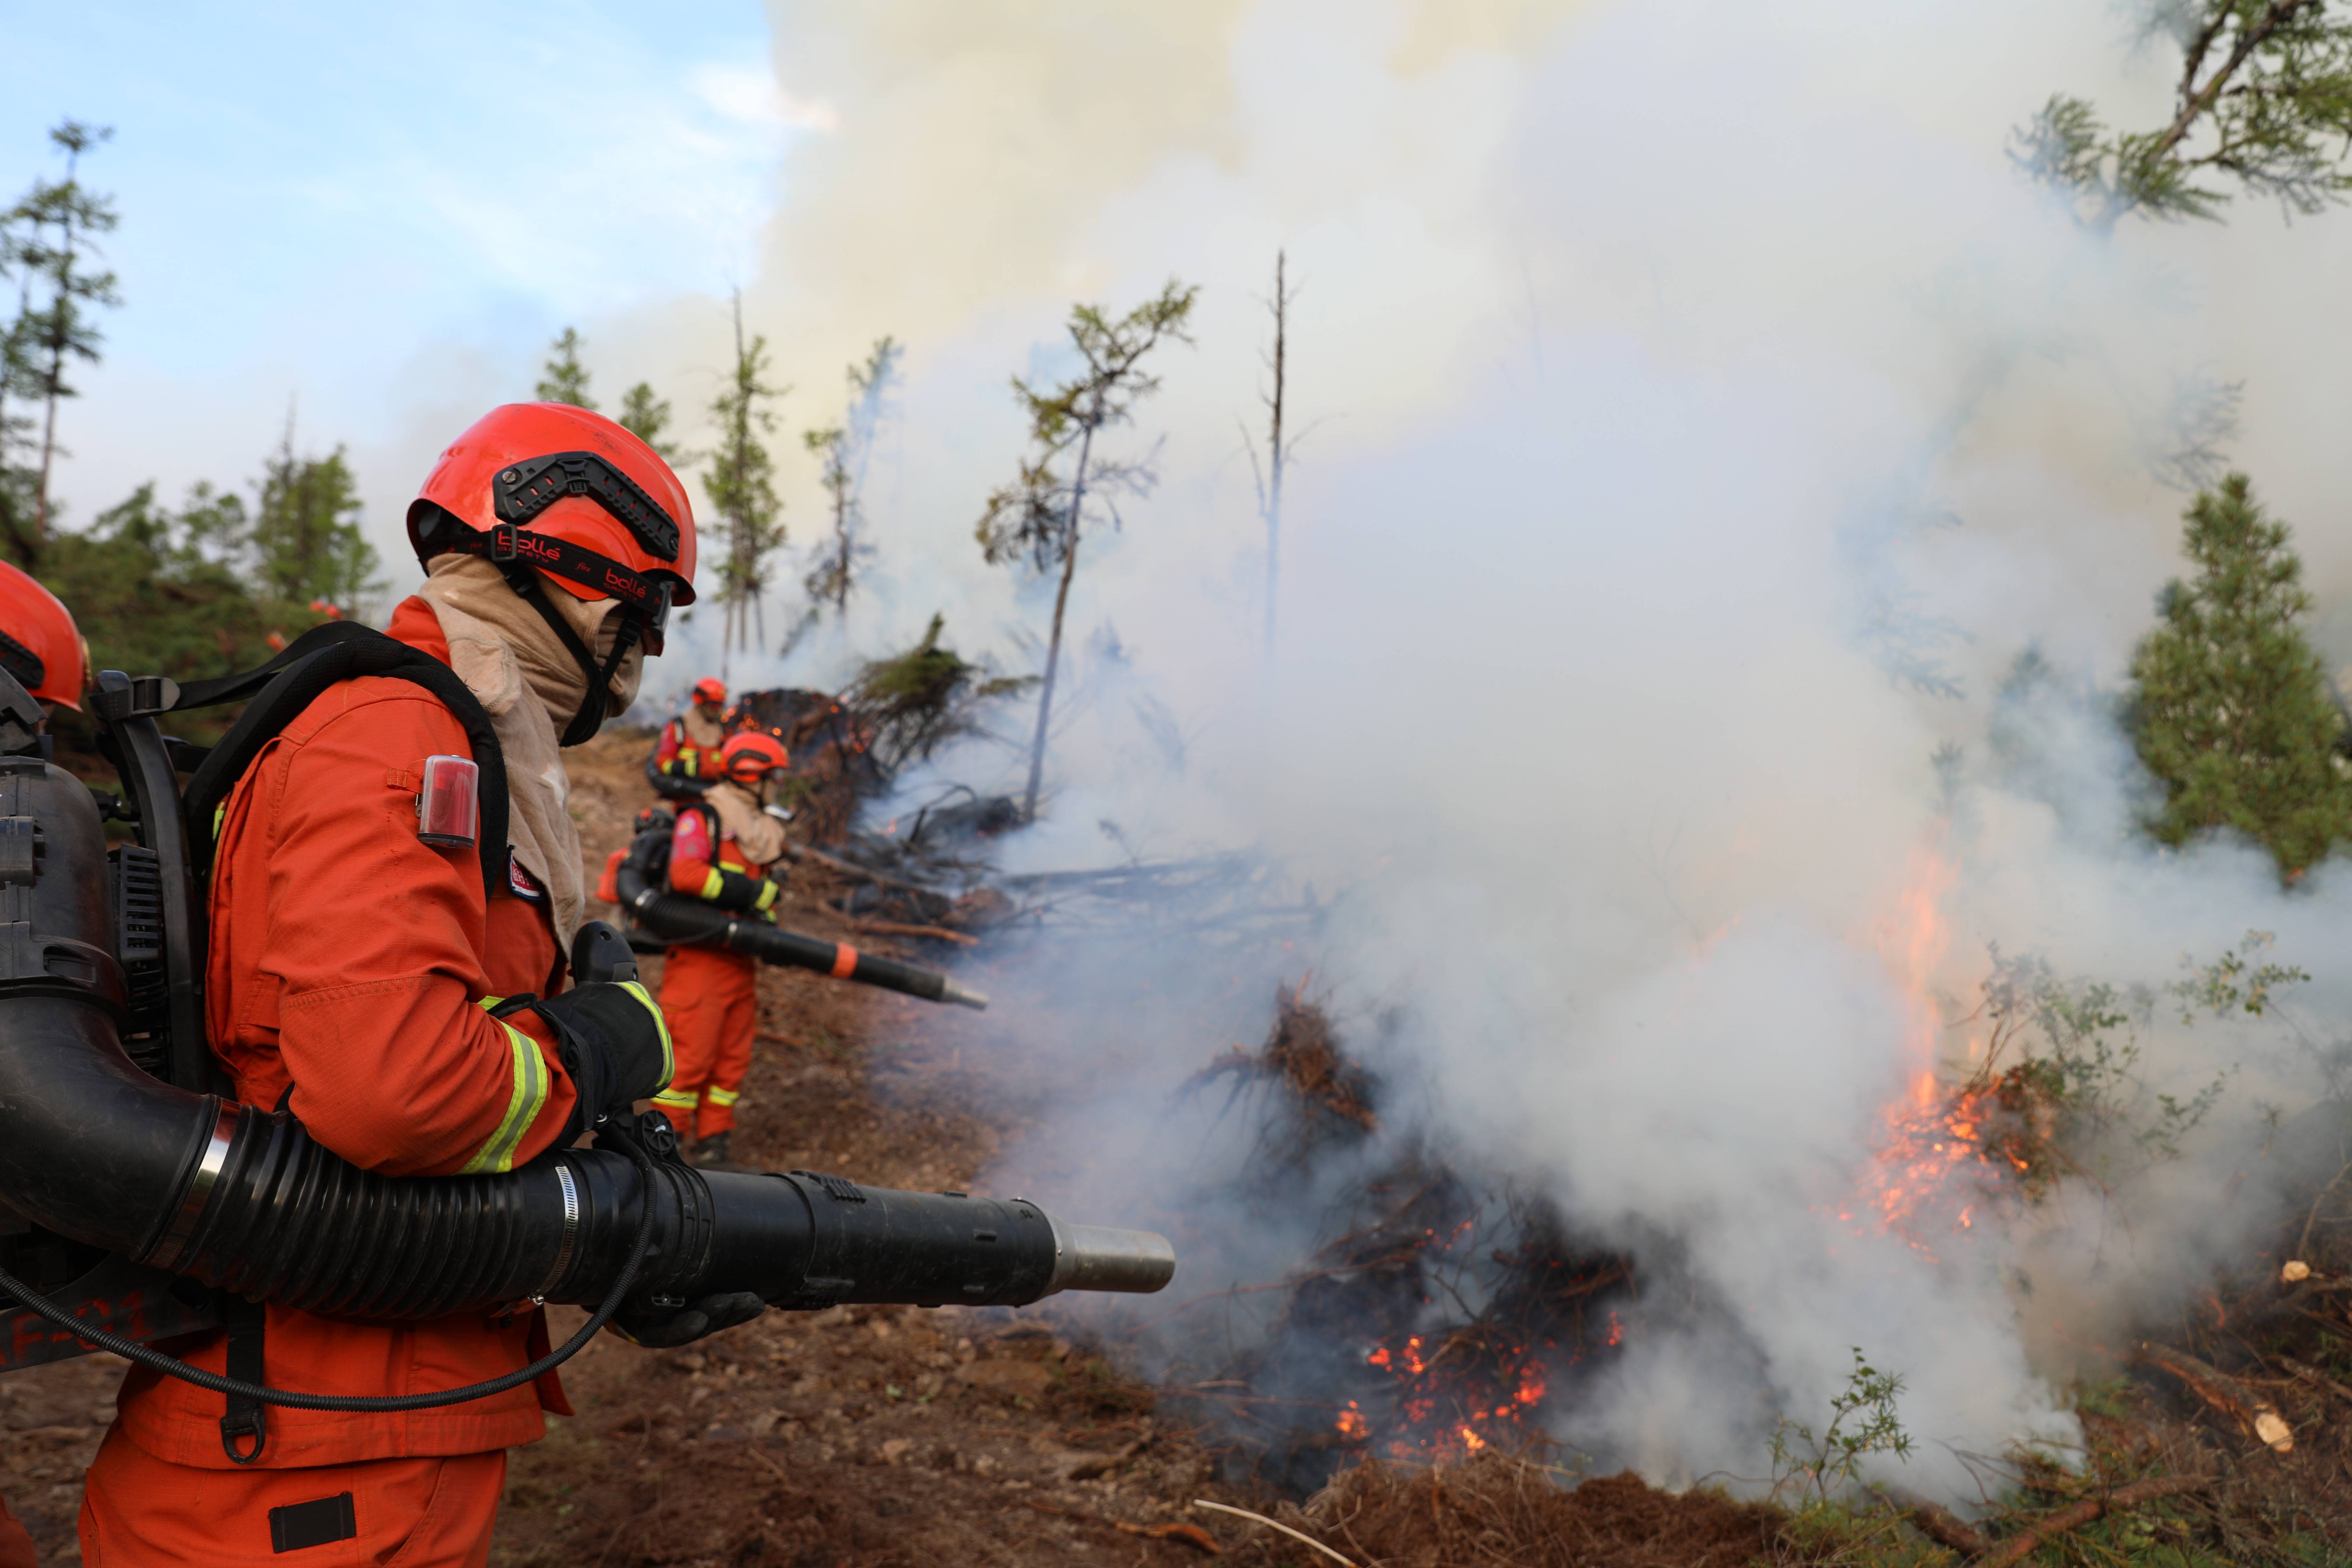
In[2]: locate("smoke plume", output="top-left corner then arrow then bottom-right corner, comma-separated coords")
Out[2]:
700,0 -> 2352,1503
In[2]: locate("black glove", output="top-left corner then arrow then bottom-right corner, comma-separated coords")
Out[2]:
531,980 -> 673,1138
696,864 -> 783,916
609,1292 -> 767,1348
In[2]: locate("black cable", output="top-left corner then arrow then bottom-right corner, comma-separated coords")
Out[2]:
0,1122 -> 662,1412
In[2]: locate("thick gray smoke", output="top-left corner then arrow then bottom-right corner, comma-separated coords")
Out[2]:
641,0 -> 2352,1505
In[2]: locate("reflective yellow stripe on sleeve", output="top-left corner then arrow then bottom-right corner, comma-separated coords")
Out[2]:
614,980 -> 675,1090
698,867 -> 725,901
458,997 -> 551,1175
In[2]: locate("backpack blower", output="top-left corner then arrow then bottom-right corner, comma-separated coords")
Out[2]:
0,630 -> 1170,1434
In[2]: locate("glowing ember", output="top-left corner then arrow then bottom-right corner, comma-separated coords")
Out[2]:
1332,1321 -> 1572,1461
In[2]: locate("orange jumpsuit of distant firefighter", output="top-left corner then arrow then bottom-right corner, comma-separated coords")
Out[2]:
655,733 -> 791,1155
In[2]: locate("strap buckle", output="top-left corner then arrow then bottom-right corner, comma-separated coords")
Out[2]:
488,524 -> 520,563
91,674 -> 182,725
126,676 -> 181,716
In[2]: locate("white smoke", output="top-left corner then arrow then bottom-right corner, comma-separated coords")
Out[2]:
675,0 -> 2352,1507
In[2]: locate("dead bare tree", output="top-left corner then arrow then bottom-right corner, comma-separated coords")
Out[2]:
1242,251 -> 1310,664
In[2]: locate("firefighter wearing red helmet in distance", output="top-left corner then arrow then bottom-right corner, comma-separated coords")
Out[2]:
653,674 -> 731,782
653,728 -> 791,1171
0,558 -> 85,1568
79,405 -> 764,1566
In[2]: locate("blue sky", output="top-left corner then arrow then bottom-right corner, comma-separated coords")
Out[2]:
2,0 -> 793,528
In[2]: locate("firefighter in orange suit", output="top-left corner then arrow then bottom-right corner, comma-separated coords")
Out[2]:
78,404 -> 761,1567
653,676 -> 730,783
654,730 -> 790,1170
0,559 -> 88,1568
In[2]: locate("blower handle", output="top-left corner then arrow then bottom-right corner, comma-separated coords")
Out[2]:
572,919 -> 640,987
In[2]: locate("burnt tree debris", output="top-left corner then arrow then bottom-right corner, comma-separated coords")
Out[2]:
1160,989 -> 1637,1496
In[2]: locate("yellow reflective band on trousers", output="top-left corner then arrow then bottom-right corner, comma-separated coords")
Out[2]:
705,1085 -> 741,1107
458,997 -> 550,1175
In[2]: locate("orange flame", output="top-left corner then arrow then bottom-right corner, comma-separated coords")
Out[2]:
1844,837 -> 2021,1252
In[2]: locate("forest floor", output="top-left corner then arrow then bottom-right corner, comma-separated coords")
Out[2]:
7,727 -> 2352,1566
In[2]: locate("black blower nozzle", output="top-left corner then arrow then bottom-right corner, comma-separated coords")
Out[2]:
612,854 -> 988,1009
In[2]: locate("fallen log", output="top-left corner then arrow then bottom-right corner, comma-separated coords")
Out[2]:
1907,1500 -> 1988,1556
2134,1341 -> 2294,1452
1975,1473 -> 2210,1568
780,841 -> 944,899
844,917 -> 980,947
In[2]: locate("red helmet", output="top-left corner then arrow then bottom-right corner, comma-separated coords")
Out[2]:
721,730 -> 789,784
0,560 -> 85,711
692,677 -> 727,705
405,402 -> 697,651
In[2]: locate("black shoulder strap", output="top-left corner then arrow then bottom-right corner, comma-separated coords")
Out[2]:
180,627 -> 511,899
86,620 -> 384,729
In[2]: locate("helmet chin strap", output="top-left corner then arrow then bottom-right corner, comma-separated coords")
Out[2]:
499,567 -> 641,747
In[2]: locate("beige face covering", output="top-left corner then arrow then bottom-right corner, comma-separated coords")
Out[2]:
416,555 -> 644,951
701,779 -> 788,868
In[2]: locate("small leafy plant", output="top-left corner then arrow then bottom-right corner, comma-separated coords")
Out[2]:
1770,1348 -> 1916,1509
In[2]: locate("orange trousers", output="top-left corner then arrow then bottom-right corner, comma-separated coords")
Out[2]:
0,1496 -> 33,1568
79,1426 -> 505,1566
654,944 -> 757,1142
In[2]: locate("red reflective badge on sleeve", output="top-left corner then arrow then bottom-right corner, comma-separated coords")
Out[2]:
416,754 -> 479,847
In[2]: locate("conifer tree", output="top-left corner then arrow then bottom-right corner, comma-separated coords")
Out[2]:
0,203 -> 33,563
802,335 -> 901,625
2128,472 -> 2352,876
6,119 -> 119,563
617,382 -> 680,461
978,281 -> 1197,820
250,412 -> 380,613
2017,2 -> 2352,228
702,292 -> 786,657
535,326 -> 596,409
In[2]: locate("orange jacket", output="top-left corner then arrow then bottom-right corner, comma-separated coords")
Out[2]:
653,714 -> 727,780
115,596 -> 580,1470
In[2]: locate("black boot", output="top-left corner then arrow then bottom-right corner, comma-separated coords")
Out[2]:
693,1131 -> 754,1173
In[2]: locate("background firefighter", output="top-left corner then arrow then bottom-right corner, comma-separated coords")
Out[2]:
652,675 -> 731,784
78,403 -> 762,1567
0,560 -> 87,1568
654,729 -> 791,1171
